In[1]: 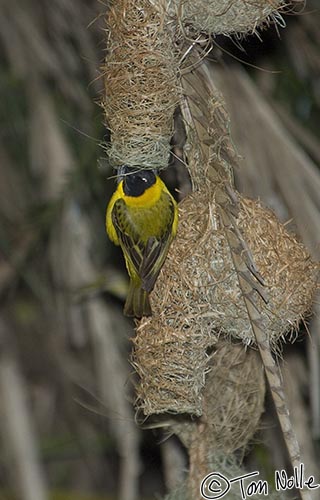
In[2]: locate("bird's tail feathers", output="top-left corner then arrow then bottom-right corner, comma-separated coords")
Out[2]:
124,282 -> 152,318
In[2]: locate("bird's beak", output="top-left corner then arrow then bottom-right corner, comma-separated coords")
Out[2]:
116,165 -> 128,182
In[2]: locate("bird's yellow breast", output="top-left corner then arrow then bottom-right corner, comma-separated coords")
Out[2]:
106,175 -> 177,245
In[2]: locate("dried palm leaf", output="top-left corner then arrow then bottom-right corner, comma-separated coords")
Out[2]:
213,64 -> 320,442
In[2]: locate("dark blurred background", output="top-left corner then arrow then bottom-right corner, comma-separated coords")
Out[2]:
0,1 -> 319,499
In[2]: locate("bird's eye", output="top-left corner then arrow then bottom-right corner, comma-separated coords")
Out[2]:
142,177 -> 148,183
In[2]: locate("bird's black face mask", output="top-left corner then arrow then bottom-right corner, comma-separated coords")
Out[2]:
120,166 -> 157,197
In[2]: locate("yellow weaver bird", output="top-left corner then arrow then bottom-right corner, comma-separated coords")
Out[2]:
106,166 -> 178,318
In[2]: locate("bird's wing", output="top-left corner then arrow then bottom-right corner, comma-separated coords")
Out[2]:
112,195 -> 175,293
111,199 -> 143,272
140,230 -> 172,292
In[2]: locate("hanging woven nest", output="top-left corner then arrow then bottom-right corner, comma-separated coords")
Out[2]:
166,0 -> 284,36
102,0 -> 180,170
132,315 -> 215,416
151,187 -> 318,347
132,184 -> 318,416
171,339 -> 266,455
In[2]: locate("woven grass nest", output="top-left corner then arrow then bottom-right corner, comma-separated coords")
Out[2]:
132,318 -> 213,416
132,186 -> 318,415
151,187 -> 318,346
166,0 -> 283,36
171,340 -> 266,455
102,0 -> 180,170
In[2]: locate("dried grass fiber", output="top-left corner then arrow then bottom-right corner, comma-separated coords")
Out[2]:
102,0 -> 180,169
168,0 -> 283,36
171,340 -> 266,454
132,319 -> 216,416
132,185 -> 318,415
169,189 -> 317,344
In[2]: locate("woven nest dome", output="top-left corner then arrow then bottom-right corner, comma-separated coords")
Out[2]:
132,186 -> 318,415
150,188 -> 318,347
171,340 -> 265,455
167,0 -> 283,36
